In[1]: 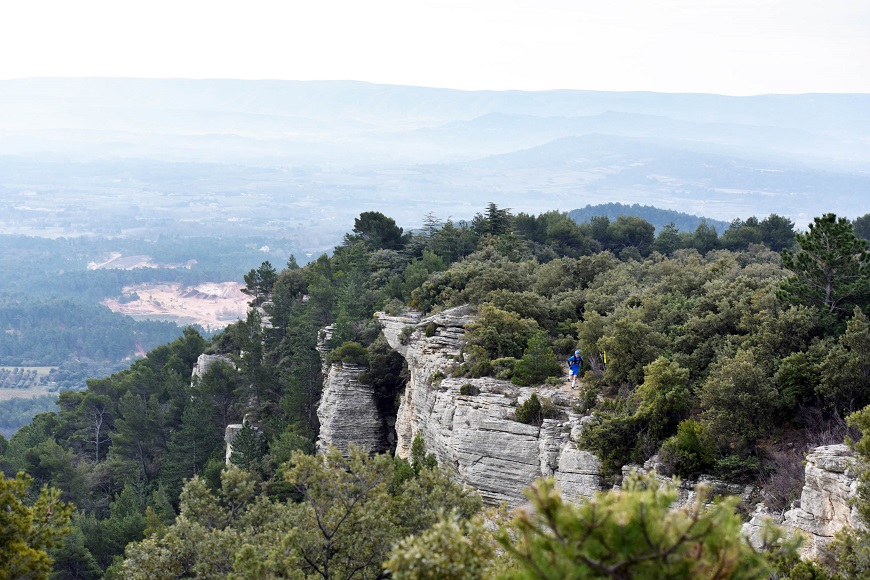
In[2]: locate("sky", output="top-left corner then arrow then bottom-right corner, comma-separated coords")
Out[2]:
0,0 -> 868,95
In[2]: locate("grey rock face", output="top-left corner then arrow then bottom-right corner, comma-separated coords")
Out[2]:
378,306 -> 602,507
375,311 -> 423,357
224,421 -> 261,464
316,362 -> 389,454
192,353 -> 234,383
315,326 -> 390,455
225,423 -> 244,464
780,444 -> 861,559
742,444 -> 862,560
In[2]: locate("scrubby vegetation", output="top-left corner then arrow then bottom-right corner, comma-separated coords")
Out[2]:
3,204 -> 870,576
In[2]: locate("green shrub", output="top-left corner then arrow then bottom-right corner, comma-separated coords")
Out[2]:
491,357 -> 517,380
539,396 -> 565,421
460,383 -> 480,396
425,322 -> 438,337
429,370 -> 445,386
458,345 -> 493,378
465,303 -> 539,360
576,410 -> 643,478
383,298 -> 404,316
575,385 -> 598,413
515,393 -> 543,426
512,331 -> 562,386
329,341 -> 369,366
410,432 -> 438,474
658,419 -> 716,479
713,454 -> 761,482
399,326 -> 414,345
466,361 -> 492,378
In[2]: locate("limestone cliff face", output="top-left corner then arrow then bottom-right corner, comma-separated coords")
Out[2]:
315,326 -> 390,455
378,306 -> 601,507
742,444 -> 862,559
783,445 -> 861,558
378,306 -> 866,555
192,353 -> 234,383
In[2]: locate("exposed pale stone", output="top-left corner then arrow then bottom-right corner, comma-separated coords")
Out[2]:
316,362 -> 388,454
555,446 -> 602,503
315,325 -> 390,455
379,305 -> 600,507
224,421 -> 261,464
192,353 -> 234,383
779,444 -> 861,559
742,445 -> 862,560
225,423 -> 244,464
620,461 -> 753,511
330,306 -> 867,558
375,311 -> 422,357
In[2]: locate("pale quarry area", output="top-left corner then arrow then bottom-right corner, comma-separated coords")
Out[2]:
102,282 -> 248,331
87,252 -> 197,271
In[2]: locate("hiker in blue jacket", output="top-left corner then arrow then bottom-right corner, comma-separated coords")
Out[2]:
568,350 -> 583,389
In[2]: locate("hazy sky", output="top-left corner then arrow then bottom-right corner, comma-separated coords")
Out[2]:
1,0 -> 868,95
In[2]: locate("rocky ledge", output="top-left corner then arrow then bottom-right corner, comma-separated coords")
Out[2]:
378,306 -> 601,507
742,444 -> 861,559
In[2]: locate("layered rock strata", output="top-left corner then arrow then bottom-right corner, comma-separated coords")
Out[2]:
316,326 -> 390,455
377,307 -> 864,555
378,306 -> 601,507
785,445 -> 860,558
742,444 -> 861,560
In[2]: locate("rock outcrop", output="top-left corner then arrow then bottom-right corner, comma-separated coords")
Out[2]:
192,353 -> 234,383
378,306 -> 602,507
783,445 -> 860,558
742,444 -> 861,559
315,325 -> 391,455
225,423 -> 245,464
317,362 -> 389,454
375,307 -> 866,560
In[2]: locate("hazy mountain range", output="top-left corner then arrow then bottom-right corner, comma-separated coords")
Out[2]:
0,78 -> 868,246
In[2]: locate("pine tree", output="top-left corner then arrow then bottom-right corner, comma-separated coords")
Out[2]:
512,331 -> 562,386
781,213 -> 870,316
229,422 -> 265,470
0,471 -> 73,579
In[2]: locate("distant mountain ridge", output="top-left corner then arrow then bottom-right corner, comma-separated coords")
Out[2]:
568,203 -> 731,234
1,78 -> 869,239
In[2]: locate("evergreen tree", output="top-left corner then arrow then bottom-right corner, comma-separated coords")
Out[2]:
759,213 -> 796,251
854,213 -> 870,242
497,473 -> 791,579
652,222 -> 683,255
512,331 -> 562,386
0,471 -> 73,579
228,422 -> 265,470
781,213 -> 870,316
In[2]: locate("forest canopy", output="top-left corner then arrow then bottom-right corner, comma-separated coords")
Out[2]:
3,204 -> 870,577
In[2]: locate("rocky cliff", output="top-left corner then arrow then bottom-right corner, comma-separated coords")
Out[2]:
744,444 -> 862,559
379,307 -> 865,555
378,306 -> 601,507
315,325 -> 391,455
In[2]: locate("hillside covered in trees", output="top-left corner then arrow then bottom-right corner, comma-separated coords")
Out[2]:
569,202 -> 731,234
4,204 -> 870,578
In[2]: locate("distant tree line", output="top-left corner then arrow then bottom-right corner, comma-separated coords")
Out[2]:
0,299 -> 183,366
569,202 -> 730,234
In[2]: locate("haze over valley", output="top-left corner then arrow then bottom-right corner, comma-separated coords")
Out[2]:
2,79 -> 869,249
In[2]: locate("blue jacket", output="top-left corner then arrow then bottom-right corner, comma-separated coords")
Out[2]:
568,354 -> 582,372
